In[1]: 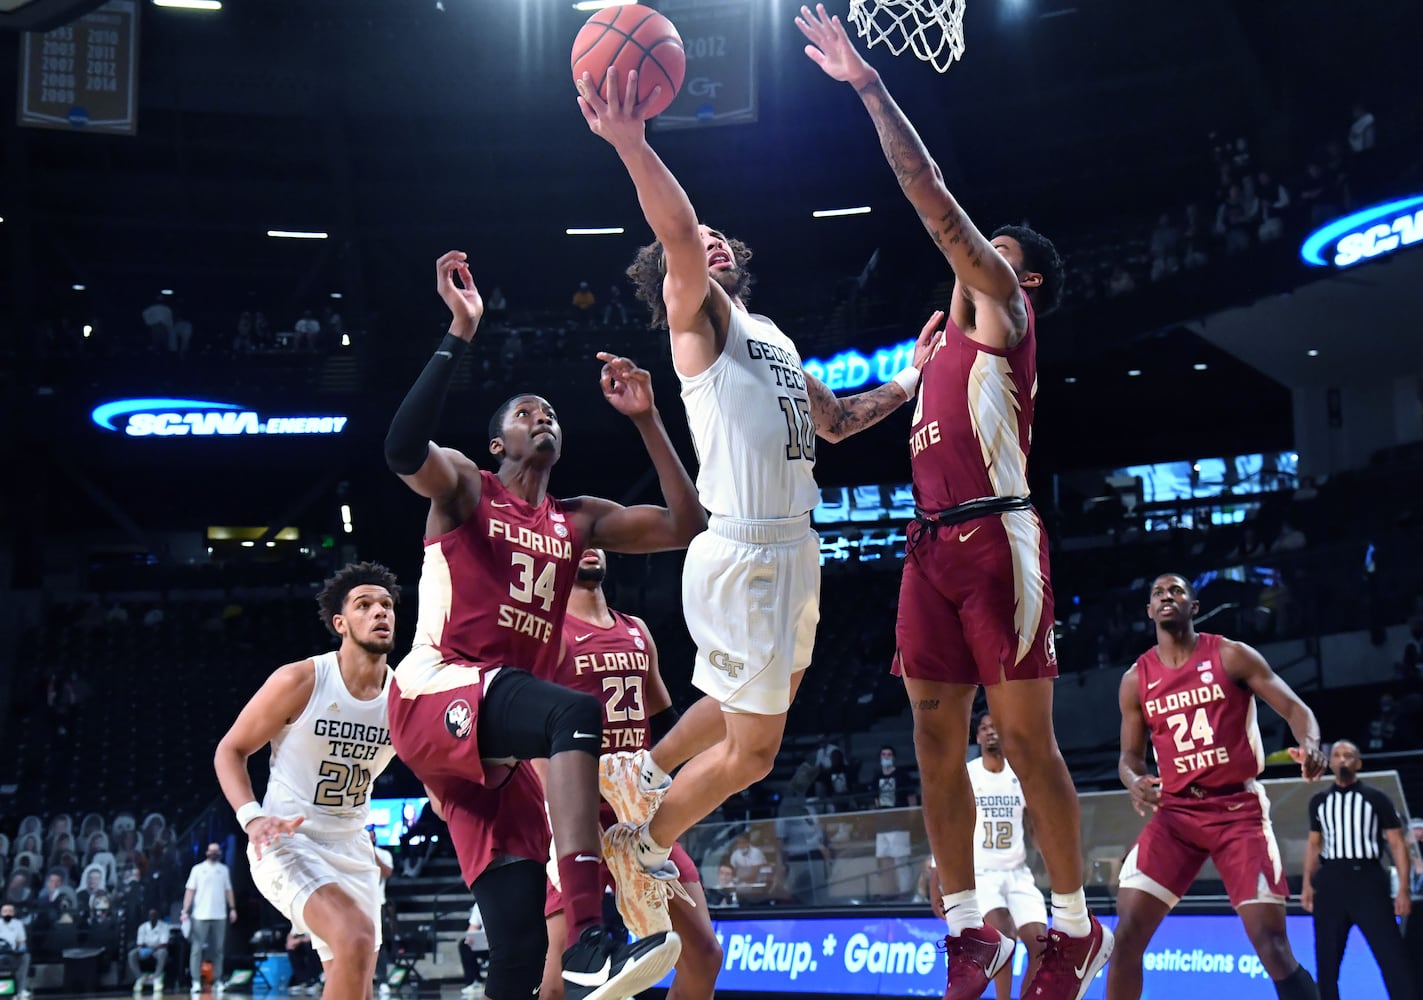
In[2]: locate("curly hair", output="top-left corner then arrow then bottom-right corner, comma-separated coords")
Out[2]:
625,232 -> 755,330
992,224 -> 1065,316
316,561 -> 400,638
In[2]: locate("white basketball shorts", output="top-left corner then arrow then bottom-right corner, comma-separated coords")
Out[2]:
976,866 -> 1047,929
684,514 -> 820,716
248,827 -> 382,961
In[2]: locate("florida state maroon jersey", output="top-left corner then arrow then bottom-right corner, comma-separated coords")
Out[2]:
551,609 -> 653,753
909,290 -> 1038,512
1135,632 -> 1265,794
410,470 -> 583,676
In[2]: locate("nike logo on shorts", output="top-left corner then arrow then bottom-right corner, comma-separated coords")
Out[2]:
573,730 -> 599,741
435,351 -> 453,359
574,633 -> 594,642
574,854 -> 600,863
1226,802 -> 1247,811
958,527 -> 981,542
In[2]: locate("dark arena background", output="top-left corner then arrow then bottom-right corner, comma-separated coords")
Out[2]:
2,0 -> 1423,997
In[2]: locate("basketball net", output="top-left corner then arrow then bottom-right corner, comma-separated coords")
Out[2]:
848,0 -> 966,74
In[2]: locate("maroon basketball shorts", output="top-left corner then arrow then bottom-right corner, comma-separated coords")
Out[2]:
893,507 -> 1058,686
1119,782 -> 1288,909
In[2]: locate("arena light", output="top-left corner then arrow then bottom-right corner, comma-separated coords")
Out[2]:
83,325 -> 93,338
1063,376 -> 1078,384
566,227 -> 625,236
1127,369 -> 1142,377
572,1 -> 635,11
340,333 -> 351,347
160,289 -> 174,296
330,292 -> 343,299
812,206 -> 872,218
72,283 -> 86,291
153,0 -> 223,10
1307,349 -> 1320,357
266,230 -> 328,240
1193,363 -> 1208,371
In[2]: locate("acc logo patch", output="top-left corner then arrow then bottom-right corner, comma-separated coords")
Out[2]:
445,698 -> 473,740
553,523 -> 569,538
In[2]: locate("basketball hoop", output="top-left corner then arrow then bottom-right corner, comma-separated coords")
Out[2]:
848,0 -> 966,74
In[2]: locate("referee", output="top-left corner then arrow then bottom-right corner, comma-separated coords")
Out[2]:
1302,740 -> 1414,1000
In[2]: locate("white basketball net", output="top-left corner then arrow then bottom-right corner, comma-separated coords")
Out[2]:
848,0 -> 967,73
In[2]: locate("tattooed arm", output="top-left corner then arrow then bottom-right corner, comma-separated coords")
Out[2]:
796,5 -> 1024,346
805,374 -> 910,444
853,78 -> 1023,324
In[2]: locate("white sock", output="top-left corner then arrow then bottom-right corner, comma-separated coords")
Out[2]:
1051,889 -> 1091,937
636,824 -> 673,867
940,889 -> 984,935
639,755 -> 671,792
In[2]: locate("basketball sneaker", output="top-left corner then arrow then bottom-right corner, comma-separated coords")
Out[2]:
938,924 -> 1015,1000
1021,915 -> 1113,1000
602,822 -> 677,937
599,750 -> 669,827
562,925 -> 682,1000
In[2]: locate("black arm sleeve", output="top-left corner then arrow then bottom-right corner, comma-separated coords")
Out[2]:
649,705 -> 680,743
384,334 -> 469,475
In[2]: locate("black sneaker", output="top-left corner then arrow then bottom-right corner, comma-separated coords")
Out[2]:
562,925 -> 682,1000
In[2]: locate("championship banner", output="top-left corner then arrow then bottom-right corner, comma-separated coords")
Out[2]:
654,0 -> 755,131
18,0 -> 139,135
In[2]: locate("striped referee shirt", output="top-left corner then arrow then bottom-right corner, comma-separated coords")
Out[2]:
1308,781 -> 1402,863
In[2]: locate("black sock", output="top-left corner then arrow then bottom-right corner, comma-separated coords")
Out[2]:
1273,964 -> 1319,1000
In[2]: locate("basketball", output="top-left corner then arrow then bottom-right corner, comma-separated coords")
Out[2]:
571,4 -> 685,119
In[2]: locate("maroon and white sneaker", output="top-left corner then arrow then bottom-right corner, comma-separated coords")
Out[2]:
939,925 -> 1014,1000
1021,915 -> 1113,1000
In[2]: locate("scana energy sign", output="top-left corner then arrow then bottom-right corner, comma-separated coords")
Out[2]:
1300,195 -> 1423,268
92,398 -> 349,437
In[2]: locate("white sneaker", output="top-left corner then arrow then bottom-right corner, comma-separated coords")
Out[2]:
191,984 -> 201,995
135,980 -> 146,994
459,986 -> 477,999
599,750 -> 669,827
602,822 -> 676,938
155,978 -> 165,994
378,984 -> 391,998
214,984 -> 225,996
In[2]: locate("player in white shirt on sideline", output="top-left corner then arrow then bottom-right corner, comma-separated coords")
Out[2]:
214,562 -> 400,1000
927,714 -> 1047,1000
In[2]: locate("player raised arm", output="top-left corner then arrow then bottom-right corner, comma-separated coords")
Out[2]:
1220,639 -> 1326,780
797,6 -> 1025,341
1117,665 -> 1162,816
806,310 -> 942,442
577,68 -> 727,362
383,251 -> 487,522
214,662 -> 314,858
565,354 -> 706,553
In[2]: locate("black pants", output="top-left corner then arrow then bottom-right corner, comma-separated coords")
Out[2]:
1312,862 -> 1414,1000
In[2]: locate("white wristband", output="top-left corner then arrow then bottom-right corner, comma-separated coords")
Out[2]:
235,801 -> 266,829
892,365 -> 921,397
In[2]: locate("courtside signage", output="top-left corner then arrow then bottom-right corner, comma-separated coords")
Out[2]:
803,339 -> 916,392
91,398 -> 348,437
1300,194 -> 1423,268
653,914 -> 1387,996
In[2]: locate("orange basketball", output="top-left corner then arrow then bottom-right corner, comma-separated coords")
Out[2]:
571,4 -> 685,119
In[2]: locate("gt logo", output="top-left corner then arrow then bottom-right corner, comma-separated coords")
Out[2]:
708,650 -> 744,678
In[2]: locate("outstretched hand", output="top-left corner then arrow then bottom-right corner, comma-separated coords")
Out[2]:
796,4 -> 877,88
436,251 -> 483,340
598,352 -> 656,418
576,68 -> 662,151
1288,743 -> 1328,781
912,311 -> 946,370
245,814 -> 304,861
1129,774 -> 1163,817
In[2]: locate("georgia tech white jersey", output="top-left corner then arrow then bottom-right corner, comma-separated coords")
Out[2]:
263,652 -> 395,836
678,308 -> 821,520
968,756 -> 1028,871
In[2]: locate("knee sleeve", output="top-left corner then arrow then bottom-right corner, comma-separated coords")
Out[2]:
474,861 -> 550,1000
479,669 -> 601,760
